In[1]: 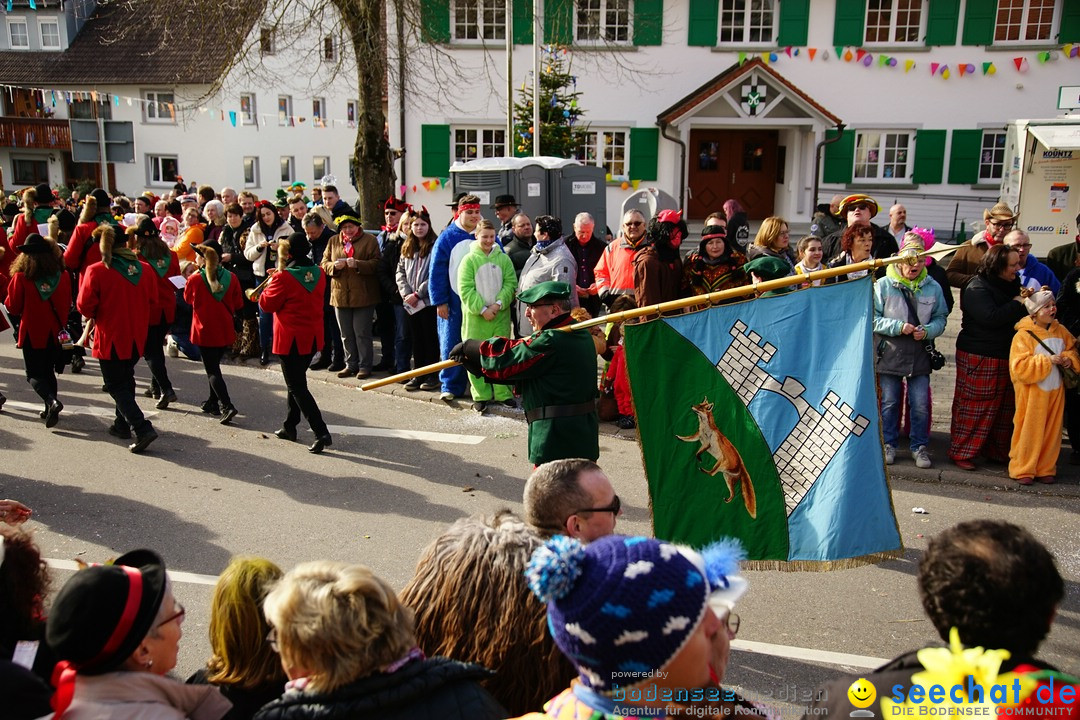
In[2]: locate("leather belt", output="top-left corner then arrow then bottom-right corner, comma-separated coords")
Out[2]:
525,400 -> 596,423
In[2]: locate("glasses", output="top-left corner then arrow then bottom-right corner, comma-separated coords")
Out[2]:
572,494 -> 621,516
723,612 -> 741,636
989,220 -> 1015,230
848,203 -> 873,212
266,627 -> 279,653
1010,242 -> 1032,248
155,602 -> 185,629
624,221 -> 644,228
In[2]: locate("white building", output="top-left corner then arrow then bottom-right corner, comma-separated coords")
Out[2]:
0,0 -> 360,201
389,0 -> 1079,234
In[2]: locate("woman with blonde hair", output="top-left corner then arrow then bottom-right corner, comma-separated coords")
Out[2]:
254,561 -> 504,720
128,216 -> 180,408
745,216 -> 795,271
188,557 -> 286,720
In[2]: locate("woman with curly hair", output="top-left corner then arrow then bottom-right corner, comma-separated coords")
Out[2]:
0,525 -> 56,692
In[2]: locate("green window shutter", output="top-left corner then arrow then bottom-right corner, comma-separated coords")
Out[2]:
822,129 -> 855,184
687,0 -> 719,46
913,130 -> 947,184
961,0 -> 996,46
634,0 -> 664,45
421,124 -> 450,177
833,0 -> 867,46
629,128 -> 659,181
513,0 -> 533,44
1060,0 -> 1080,42
544,0 -> 573,44
777,0 -> 811,46
925,0 -> 960,45
948,129 -> 983,184
419,0 -> 450,43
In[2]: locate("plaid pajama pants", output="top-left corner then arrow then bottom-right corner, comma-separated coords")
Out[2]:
949,349 -> 1015,463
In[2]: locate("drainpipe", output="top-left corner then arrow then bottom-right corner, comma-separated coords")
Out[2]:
813,123 -> 845,210
658,120 -> 686,208
396,0 -> 407,192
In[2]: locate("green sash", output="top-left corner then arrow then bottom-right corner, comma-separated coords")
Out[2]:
285,265 -> 321,293
32,207 -> 53,223
35,272 -> 61,301
110,249 -> 143,286
149,255 -> 172,279
201,267 -> 232,302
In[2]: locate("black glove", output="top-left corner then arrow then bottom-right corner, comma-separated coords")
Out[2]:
450,340 -> 483,376
449,342 -> 467,364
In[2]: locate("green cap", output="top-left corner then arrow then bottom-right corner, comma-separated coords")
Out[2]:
744,255 -> 791,282
517,281 -> 572,305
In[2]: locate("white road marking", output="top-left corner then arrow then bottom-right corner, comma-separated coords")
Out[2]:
46,558 -> 217,586
732,639 -> 888,669
5,400 -> 158,420
326,425 -> 485,445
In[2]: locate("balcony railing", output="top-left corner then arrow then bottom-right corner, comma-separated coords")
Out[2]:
0,118 -> 72,150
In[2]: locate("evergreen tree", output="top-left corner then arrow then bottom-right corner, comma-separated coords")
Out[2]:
513,47 -> 589,158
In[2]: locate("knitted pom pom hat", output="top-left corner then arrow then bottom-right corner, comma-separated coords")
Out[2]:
526,534 -> 746,693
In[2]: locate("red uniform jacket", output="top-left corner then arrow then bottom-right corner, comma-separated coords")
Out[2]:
0,228 -> 15,277
0,271 -> 11,333
77,259 -> 154,360
184,269 -> 243,348
144,252 -> 180,326
64,221 -> 104,279
10,214 -> 36,251
258,267 -> 325,356
5,271 -> 72,349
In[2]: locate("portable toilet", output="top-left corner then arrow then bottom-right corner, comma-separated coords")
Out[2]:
450,157 -> 548,224
621,187 -> 680,221
545,159 -> 607,231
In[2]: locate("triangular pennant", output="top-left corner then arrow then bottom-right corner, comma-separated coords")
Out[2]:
930,62 -> 940,75
941,65 -> 950,79
1036,51 -> 1050,63
761,52 -> 771,64
856,49 -> 867,61
1072,45 -> 1079,58
959,64 -> 967,76
411,185 -> 417,193
878,55 -> 888,66
835,46 -> 844,59
983,62 -> 995,75
228,111 -> 237,127
784,46 -> 792,57
808,48 -> 817,61
738,51 -> 747,65
1014,56 -> 1026,71
631,179 -> 641,190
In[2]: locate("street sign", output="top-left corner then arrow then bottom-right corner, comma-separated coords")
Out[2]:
69,119 -> 135,163
1059,85 -> 1080,110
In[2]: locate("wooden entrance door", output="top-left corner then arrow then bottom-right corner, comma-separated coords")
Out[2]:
687,129 -> 778,221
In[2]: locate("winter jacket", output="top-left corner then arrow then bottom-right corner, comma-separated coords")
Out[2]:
1055,267 -> 1080,337
517,239 -> 577,332
1017,252 -> 1061,294
259,263 -> 326,356
377,233 -> 405,304
809,204 -> 842,240
945,232 -> 991,289
397,249 -> 433,304
77,256 -> 155,360
633,244 -> 683,308
592,236 -> 638,301
5,270 -> 72,349
321,231 -> 380,308
1047,238 -> 1080,282
174,223 -> 205,265
502,233 -> 533,277
745,243 -> 796,270
873,266 -> 949,377
459,240 -> 516,343
956,272 -> 1027,359
252,657 -> 505,720
220,224 -> 256,288
56,670 -> 231,720
185,268 -> 244,347
244,222 -> 291,278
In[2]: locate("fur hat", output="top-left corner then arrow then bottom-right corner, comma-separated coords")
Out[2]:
1024,286 -> 1055,315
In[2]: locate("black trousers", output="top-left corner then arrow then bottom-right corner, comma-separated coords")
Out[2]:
406,306 -> 439,381
99,355 -> 152,437
199,346 -> 232,407
321,293 -> 344,365
22,343 -> 59,404
279,351 -> 328,437
143,322 -> 173,394
374,300 -> 395,364
1066,390 -> 1080,452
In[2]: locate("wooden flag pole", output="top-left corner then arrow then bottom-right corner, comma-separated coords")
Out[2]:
360,243 -> 958,391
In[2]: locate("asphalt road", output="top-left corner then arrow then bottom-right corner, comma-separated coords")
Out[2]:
1,341 -> 1077,714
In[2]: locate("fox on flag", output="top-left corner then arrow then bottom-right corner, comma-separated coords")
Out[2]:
623,276 -> 902,569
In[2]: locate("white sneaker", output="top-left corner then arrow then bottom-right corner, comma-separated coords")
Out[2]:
884,444 -> 896,465
912,446 -> 933,469
439,391 -> 455,402
166,336 -> 179,358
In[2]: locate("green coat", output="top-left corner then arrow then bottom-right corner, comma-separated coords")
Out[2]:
472,313 -> 599,465
458,240 -> 516,342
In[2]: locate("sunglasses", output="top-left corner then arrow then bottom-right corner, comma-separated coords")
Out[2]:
155,602 -> 185,629
572,494 -> 621,516
624,221 -> 644,228
848,203 -> 873,212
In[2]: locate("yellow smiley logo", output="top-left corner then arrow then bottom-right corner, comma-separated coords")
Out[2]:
848,678 -> 877,709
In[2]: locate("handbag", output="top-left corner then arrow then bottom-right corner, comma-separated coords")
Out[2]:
899,288 -> 945,371
1025,330 -> 1080,390
46,298 -> 74,351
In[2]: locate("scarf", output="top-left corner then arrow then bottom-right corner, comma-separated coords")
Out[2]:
886,262 -> 927,291
201,266 -> 232,302
147,254 -> 172,279
35,272 -> 61,301
109,248 -> 142,285
94,212 -> 117,227
342,235 -> 355,258
32,207 -> 54,223
285,263 -> 321,293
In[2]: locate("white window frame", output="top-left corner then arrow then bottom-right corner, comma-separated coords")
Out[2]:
346,100 -> 357,128
576,0 -> 632,44
278,95 -> 292,126
863,0 -> 925,46
453,127 -> 506,163
148,154 -> 179,185
854,130 -> 913,182
994,0 -> 1061,45
323,35 -> 335,60
313,156 -> 330,181
717,0 -> 777,46
576,129 -> 628,179
243,156 -> 260,187
260,26 -> 275,55
142,91 -> 176,124
979,130 -> 1008,183
239,93 -> 256,125
452,0 -> 506,42
312,97 -> 326,128
39,19 -> 60,50
7,18 -> 28,49
280,156 -> 295,185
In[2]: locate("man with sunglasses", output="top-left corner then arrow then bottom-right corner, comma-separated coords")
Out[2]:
946,202 -> 1018,289
821,194 -> 899,271
594,209 -> 648,310
524,458 -> 621,542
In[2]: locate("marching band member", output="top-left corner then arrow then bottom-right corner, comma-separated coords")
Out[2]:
187,239 -> 244,425
128,217 -> 179,408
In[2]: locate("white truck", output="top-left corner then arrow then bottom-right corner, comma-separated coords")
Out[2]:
1000,116 -> 1080,258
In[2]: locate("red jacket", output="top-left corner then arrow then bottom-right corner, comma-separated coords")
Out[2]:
5,271 -> 72,349
0,228 -> 14,277
184,269 -> 242,347
259,267 -> 325,356
77,259 -> 154,360
10,213 -> 37,251
64,221 -> 104,279
144,252 -> 180,325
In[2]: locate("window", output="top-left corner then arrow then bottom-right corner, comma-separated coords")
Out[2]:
346,100 -> 357,128
577,0 -> 631,43
143,91 -> 176,123
979,131 -> 1007,182
240,93 -> 256,124
39,20 -> 60,49
995,0 -> 1057,43
12,157 -> 47,185
323,35 -> 335,60
280,156 -> 294,184
453,127 -> 506,162
453,0 -> 506,41
854,131 -> 911,181
278,95 -> 292,126
576,130 -> 628,178
313,156 -> 330,180
243,157 -> 260,187
260,27 -> 275,54
148,155 -> 179,185
69,98 -> 112,120
719,0 -> 776,44
8,19 -> 28,49
312,97 -> 326,128
865,0 -> 923,44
